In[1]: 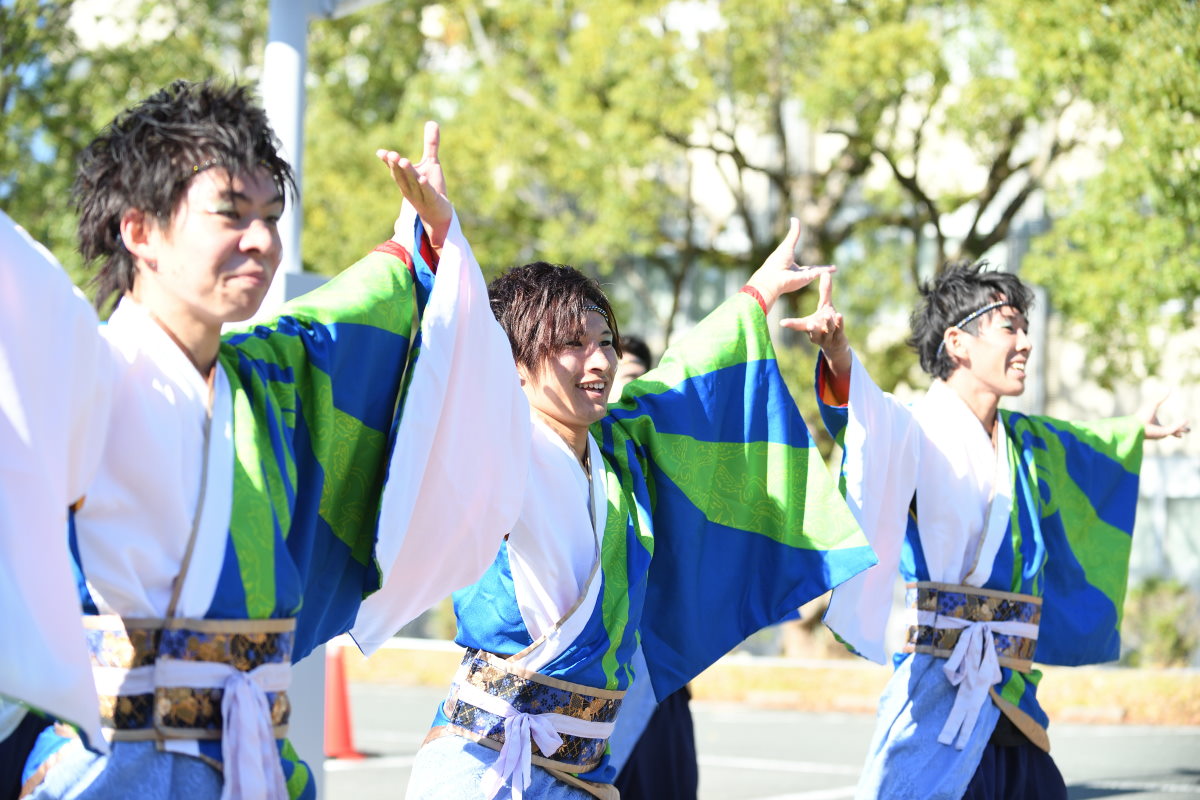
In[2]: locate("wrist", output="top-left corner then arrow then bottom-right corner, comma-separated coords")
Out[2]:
739,284 -> 768,315
823,345 -> 852,377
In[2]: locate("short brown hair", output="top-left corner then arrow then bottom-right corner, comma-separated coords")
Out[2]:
488,261 -> 622,374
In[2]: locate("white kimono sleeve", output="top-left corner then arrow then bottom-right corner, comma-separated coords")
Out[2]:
349,213 -> 530,654
0,211 -> 113,749
822,350 -> 921,664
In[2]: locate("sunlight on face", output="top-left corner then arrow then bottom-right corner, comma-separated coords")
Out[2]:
519,311 -> 618,441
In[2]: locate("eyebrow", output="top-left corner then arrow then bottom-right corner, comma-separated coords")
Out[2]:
221,189 -> 286,207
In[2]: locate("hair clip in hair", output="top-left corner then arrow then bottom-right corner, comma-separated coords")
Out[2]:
191,158 -> 221,174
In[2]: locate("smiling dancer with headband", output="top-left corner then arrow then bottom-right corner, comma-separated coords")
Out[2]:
382,198 -> 878,796
785,261 -> 1190,799
3,80 -> 526,800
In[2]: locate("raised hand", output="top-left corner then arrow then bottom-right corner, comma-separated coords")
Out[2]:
378,121 -> 452,249
743,218 -> 835,313
1139,391 -> 1191,440
781,268 -> 851,378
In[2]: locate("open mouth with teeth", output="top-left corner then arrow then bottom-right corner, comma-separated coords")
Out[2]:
578,380 -> 608,397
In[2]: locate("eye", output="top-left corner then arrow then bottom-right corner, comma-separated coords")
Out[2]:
601,339 -> 614,348
564,340 -> 583,348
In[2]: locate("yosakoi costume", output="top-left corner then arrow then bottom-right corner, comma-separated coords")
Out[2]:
407,291 -> 878,799
1,212 -> 113,796
818,351 -> 1144,800
16,214 -> 528,800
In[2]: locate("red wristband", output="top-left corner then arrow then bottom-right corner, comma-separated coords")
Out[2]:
739,284 -> 768,315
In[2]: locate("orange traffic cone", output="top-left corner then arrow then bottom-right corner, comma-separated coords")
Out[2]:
324,643 -> 364,759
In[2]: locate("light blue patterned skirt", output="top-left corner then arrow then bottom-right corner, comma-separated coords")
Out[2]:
855,653 -> 1001,800
26,739 -> 222,800
406,734 -> 593,800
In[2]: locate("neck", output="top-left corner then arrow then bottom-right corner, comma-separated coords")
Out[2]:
535,411 -> 590,467
129,289 -> 221,376
943,372 -> 1000,437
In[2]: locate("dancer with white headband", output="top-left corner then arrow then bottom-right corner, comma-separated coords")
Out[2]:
784,262 -> 1190,799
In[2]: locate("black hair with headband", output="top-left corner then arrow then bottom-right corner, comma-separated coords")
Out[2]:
488,261 -> 623,375
907,260 -> 1034,380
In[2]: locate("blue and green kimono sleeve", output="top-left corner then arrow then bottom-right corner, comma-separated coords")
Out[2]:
1003,411 -> 1144,666
600,292 -> 876,699
214,222 -> 437,659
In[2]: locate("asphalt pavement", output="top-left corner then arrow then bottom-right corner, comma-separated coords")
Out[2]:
324,684 -> 1200,799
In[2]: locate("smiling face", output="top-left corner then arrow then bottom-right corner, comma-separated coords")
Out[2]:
946,302 -> 1032,398
519,311 -> 618,442
129,166 -> 284,330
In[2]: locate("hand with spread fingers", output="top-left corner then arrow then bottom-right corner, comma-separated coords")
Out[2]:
1139,391 -> 1192,440
743,217 -> 836,313
378,120 -> 452,249
781,270 -> 851,378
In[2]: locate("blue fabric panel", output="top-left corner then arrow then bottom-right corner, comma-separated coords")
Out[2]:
453,542 -> 536,656
606,360 -> 805,447
637,465 -> 878,701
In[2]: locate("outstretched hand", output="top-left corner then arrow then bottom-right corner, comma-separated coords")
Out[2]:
743,218 -> 835,314
780,268 -> 851,378
379,121 -> 452,249
1139,391 -> 1191,440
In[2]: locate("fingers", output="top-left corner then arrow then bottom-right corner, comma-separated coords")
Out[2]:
783,216 -> 801,254
818,271 -> 833,309
780,306 -> 842,335
422,120 -> 440,163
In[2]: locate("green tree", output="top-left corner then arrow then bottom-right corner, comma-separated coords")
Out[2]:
1,0 -> 266,284
365,0 -> 1149,388
1018,0 -> 1200,384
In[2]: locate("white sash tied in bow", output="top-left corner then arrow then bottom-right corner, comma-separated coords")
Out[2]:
933,616 -> 1037,749
155,658 -> 292,800
454,681 -> 617,800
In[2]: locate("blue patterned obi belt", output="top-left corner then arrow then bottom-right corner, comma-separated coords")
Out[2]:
431,648 -> 624,777
84,615 -> 295,743
903,582 -> 1041,673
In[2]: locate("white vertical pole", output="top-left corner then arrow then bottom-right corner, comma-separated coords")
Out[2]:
261,0 -> 312,310
260,4 -> 326,794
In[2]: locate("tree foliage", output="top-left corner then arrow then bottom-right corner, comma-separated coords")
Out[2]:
1016,0 -> 1200,384
2,0 -> 1195,390
1,0 -> 265,282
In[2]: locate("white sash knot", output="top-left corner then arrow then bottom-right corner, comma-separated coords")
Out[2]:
156,659 -> 292,800
935,617 -> 1031,749
454,681 -> 616,800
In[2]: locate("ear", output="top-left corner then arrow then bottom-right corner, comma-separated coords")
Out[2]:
119,208 -> 160,271
515,363 -> 529,387
944,327 -> 970,366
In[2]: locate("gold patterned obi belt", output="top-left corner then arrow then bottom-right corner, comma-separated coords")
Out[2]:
84,615 -> 294,743
432,649 -> 625,799
903,582 -> 1041,672
902,582 -> 1042,749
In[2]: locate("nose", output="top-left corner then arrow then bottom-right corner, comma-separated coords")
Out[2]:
1016,327 -> 1032,353
586,344 -> 615,375
242,216 -> 282,264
